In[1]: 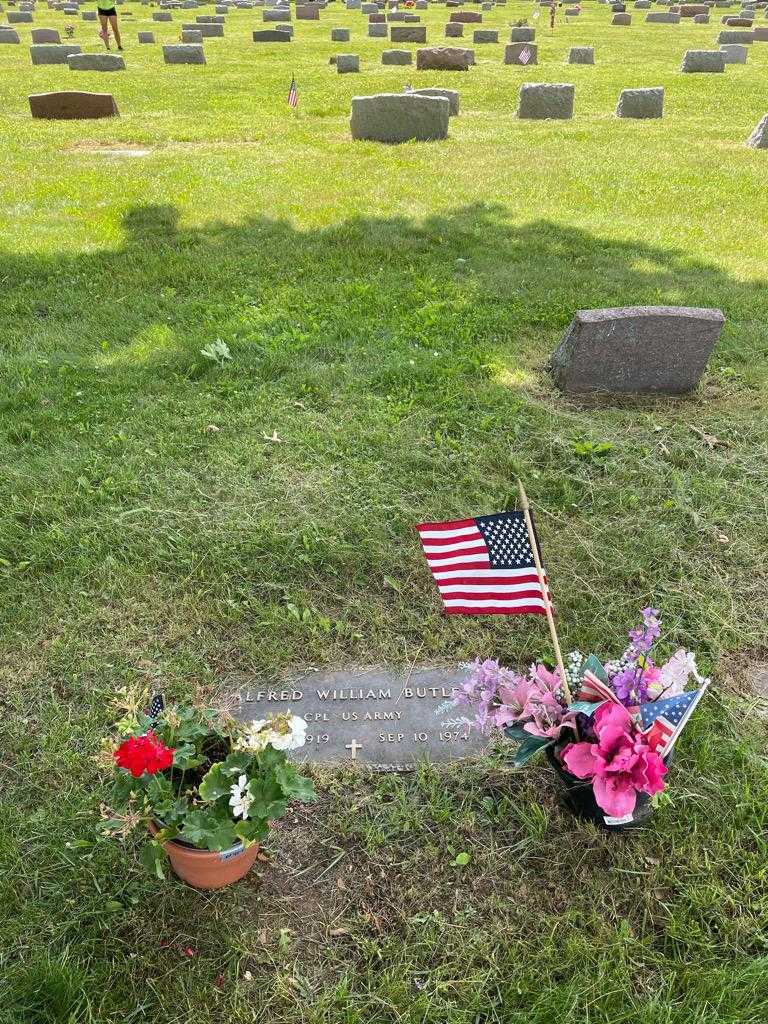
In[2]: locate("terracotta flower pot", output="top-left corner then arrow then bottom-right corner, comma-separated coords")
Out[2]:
149,823 -> 260,889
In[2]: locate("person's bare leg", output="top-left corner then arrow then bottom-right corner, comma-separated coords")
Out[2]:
98,13 -> 110,48
109,14 -> 122,49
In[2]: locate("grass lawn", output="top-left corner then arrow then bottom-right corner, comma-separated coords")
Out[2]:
1,0 -> 768,1020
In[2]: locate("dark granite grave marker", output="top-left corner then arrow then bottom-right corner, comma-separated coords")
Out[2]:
227,666 -> 486,770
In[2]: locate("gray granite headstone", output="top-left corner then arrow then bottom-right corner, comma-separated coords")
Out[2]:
551,306 -> 725,393
717,28 -> 754,41
351,91 -> 449,141
505,41 -> 538,64
382,47 -> 412,63
681,48 -> 726,71
720,41 -> 748,60
408,85 -> 459,114
391,24 -> 426,41
747,113 -> 768,148
182,20 -> 222,35
616,85 -> 664,117
68,51 -> 125,69
253,27 -> 290,39
30,42 -> 81,63
163,42 -> 205,61
31,27 -> 62,42
517,82 -> 573,118
568,45 -> 594,63
228,666 -> 486,769
336,52 -> 359,72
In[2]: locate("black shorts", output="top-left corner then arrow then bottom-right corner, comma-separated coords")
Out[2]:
98,7 -> 117,16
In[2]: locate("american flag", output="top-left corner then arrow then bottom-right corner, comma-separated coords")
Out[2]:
417,511 -> 550,616
639,685 -> 708,757
288,76 -> 298,108
576,667 -> 620,706
518,45 -> 533,64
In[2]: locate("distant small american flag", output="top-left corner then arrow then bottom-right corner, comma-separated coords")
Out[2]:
288,76 -> 298,108
518,45 -> 533,64
417,511 -> 549,616
639,685 -> 708,757
147,693 -> 165,720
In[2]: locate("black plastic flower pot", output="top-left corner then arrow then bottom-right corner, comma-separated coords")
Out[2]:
545,746 -> 663,831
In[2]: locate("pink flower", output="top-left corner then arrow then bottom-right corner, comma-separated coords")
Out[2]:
494,676 -> 536,728
524,689 -> 568,738
560,703 -> 667,817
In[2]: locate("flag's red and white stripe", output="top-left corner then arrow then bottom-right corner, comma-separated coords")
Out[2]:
576,669 -> 620,706
417,519 -> 548,616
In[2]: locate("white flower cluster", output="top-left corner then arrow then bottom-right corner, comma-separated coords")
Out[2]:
229,774 -> 253,820
565,651 -> 586,687
236,711 -> 308,754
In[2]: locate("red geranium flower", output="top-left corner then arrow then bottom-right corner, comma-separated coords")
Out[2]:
114,731 -> 175,778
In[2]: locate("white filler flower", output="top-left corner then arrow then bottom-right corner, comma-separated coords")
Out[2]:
229,774 -> 253,820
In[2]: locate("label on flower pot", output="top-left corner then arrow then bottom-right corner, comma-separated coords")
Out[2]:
603,813 -> 634,825
224,665 -> 488,770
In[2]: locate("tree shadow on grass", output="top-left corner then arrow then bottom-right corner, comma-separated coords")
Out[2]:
1,200 -> 765,389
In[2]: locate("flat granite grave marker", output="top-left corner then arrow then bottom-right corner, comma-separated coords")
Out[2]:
228,667 -> 486,769
550,306 -> 725,393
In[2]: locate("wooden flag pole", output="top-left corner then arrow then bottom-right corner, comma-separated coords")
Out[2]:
517,480 -> 572,705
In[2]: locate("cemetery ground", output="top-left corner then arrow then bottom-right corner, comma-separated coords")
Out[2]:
1,0 -> 768,1020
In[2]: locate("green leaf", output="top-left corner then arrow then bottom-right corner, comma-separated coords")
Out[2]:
568,700 -> 602,717
171,743 -> 203,770
275,761 -> 316,802
580,654 -> 609,684
234,818 -> 269,846
513,735 -> 554,767
140,842 -> 166,880
198,763 -> 231,802
179,809 -> 238,851
503,724 -> 529,742
453,852 -> 471,866
103,900 -> 123,913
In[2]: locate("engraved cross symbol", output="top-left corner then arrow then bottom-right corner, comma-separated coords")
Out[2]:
345,739 -> 363,759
